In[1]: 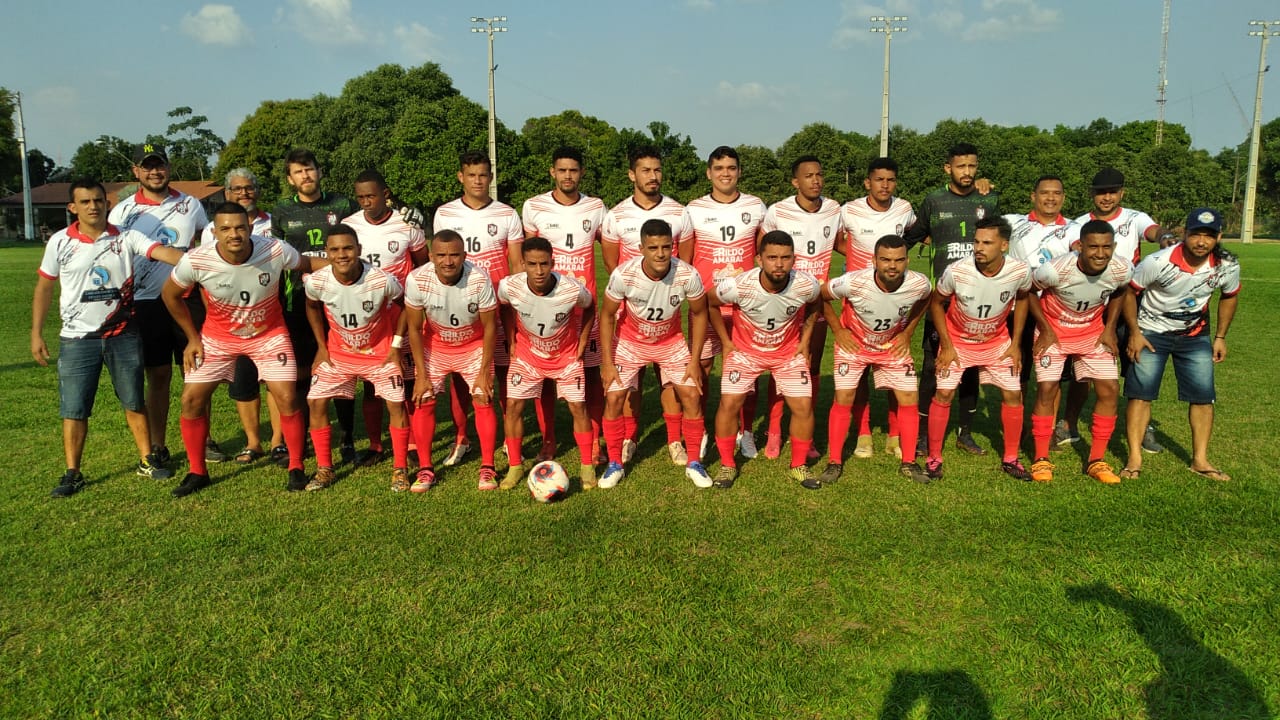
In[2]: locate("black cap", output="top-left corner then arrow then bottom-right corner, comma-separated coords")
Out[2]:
1185,208 -> 1223,234
132,143 -> 168,165
1090,168 -> 1124,191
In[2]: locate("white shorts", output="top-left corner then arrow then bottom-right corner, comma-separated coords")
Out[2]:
507,355 -> 587,403
721,351 -> 811,397
936,336 -> 1020,392
1034,334 -> 1118,382
609,336 -> 697,393
422,343 -> 491,398
308,357 -> 406,402
187,331 -> 296,385
832,344 -> 918,392
581,317 -> 602,368
699,309 -> 735,361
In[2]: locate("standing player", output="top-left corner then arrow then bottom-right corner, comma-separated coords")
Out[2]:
839,157 -> 917,459
904,143 -> 1001,458
599,219 -> 711,489
759,155 -> 843,460
431,150 -> 523,468
522,147 -> 607,464
709,231 -> 823,489
404,230 -> 500,492
679,146 -> 766,459
108,143 -> 209,466
1026,220 -> 1132,484
924,216 -> 1032,481
820,235 -> 932,485
497,238 -> 597,490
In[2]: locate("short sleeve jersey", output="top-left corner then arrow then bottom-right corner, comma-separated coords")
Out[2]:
200,210 -> 274,244
404,261 -> 497,350
431,198 -> 522,286
170,236 -> 301,344
604,258 -> 705,345
271,192 -> 360,314
905,188 -> 1001,280
761,196 -> 843,283
935,257 -> 1032,345
342,209 -> 426,285
840,197 -> 916,272
1075,207 -> 1156,266
1006,213 -> 1079,270
304,264 -> 404,363
1033,253 -> 1132,344
521,191 -> 606,294
827,268 -> 931,350
1130,244 -> 1241,336
497,273 -> 593,369
602,195 -> 691,267
716,267 -> 821,361
37,222 -> 160,339
682,193 -> 766,289
108,189 -> 209,301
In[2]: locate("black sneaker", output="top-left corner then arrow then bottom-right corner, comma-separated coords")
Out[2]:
270,444 -> 289,468
50,469 -> 85,498
1001,459 -> 1032,481
816,462 -> 843,485
286,468 -> 308,492
339,442 -> 357,465
355,448 -> 386,468
915,434 -> 928,460
205,439 -> 229,463
137,454 -> 173,480
151,445 -> 171,465
1141,424 -> 1164,454
172,472 -> 212,498
899,461 -> 931,484
955,431 -> 987,456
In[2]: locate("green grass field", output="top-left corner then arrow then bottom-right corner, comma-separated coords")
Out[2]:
2,242 -> 1276,719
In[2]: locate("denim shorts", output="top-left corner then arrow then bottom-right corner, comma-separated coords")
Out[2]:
1123,331 -> 1215,404
57,331 -> 146,419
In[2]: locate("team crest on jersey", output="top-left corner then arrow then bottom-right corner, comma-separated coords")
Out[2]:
786,306 -> 797,316
728,370 -> 741,383
670,295 -> 681,307
326,212 -> 338,226
823,227 -> 831,238
836,363 -> 849,376
976,207 -> 987,220
555,312 -> 568,323
258,272 -> 271,286
388,241 -> 399,253
741,212 -> 752,225
896,223 -> 904,234
487,223 -> 498,237
999,291 -> 1011,303
468,302 -> 479,313
899,306 -> 910,317
582,219 -> 592,232
363,300 -> 374,313
1054,227 -> 1068,239
1117,220 -> 1132,237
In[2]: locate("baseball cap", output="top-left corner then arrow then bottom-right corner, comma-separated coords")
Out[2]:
1185,207 -> 1223,234
1090,168 -> 1124,190
132,143 -> 168,165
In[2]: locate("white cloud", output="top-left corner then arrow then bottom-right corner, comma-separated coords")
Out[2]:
32,86 -> 79,110
394,22 -> 441,64
832,0 -> 918,47
714,80 -> 785,109
687,0 -> 715,9
962,0 -> 1060,40
285,0 -> 366,44
181,4 -> 250,46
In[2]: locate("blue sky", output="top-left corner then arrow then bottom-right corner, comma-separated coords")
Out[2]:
7,0 -> 1279,168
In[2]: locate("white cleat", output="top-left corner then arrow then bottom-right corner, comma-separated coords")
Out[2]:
668,441 -> 688,466
599,462 -> 625,489
738,431 -> 758,459
442,441 -> 471,467
621,438 -> 637,464
685,461 -> 713,488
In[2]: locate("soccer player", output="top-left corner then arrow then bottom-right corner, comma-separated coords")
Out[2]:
34,179 -> 184,497
904,143 -> 1001,458
431,150 -> 523,468
680,146 -> 766,460
839,157 -> 917,459
759,155 -> 843,460
497,237 -> 597,490
599,219 -> 711,489
820,235 -> 932,485
161,202 -> 328,497
522,147 -> 607,464
1026,220 -> 1132,484
303,226 -> 409,491
709,230 -> 823,489
108,143 -> 209,466
1120,208 -> 1239,482
403,230 -> 500,492
924,216 -> 1032,482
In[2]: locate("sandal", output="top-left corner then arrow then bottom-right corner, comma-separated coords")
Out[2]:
1189,466 -> 1232,482
235,447 -> 265,464
1119,467 -> 1141,480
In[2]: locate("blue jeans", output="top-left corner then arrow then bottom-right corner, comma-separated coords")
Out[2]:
57,331 -> 146,420
1123,331 -> 1215,404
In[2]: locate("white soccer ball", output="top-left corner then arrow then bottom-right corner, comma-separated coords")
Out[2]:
527,460 -> 569,503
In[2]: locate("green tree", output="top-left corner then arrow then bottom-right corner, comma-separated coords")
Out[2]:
26,149 -> 55,187
68,135 -> 135,182
735,144 -> 785,201
0,89 -> 20,196
777,123 -> 874,201
162,106 -> 225,181
216,97 -> 336,206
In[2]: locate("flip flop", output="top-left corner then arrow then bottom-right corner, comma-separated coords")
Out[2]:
1119,467 -> 1141,480
1189,466 -> 1231,482
235,447 -> 265,464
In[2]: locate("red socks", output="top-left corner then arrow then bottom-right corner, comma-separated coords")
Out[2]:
663,413 -> 683,445
1001,404 -> 1024,463
897,403 -> 918,462
475,403 -> 498,467
828,403 -> 852,463
280,410 -> 305,471
505,435 -> 523,467
603,417 -> 626,464
1090,413 -> 1117,463
362,400 -> 383,452
449,380 -> 469,444
622,415 -> 638,445
180,415 -> 210,476
573,430 -> 593,465
853,397 -> 871,437
767,378 -> 784,437
790,437 -> 811,469
309,425 -> 333,468
390,425 -> 410,469
715,436 -> 737,469
682,418 -> 704,464
1032,413 -> 1054,459
411,400 -> 436,468
928,400 -> 951,462
535,383 -> 556,448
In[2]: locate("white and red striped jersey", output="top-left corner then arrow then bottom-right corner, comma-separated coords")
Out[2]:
1006,213 -> 1079,270
37,222 -> 161,340
604,257 -> 705,345
1130,244 -> 1241,336
404,261 -> 497,350
827,268 -> 931,351
935,257 -> 1032,345
170,235 -> 301,344
304,263 -> 403,363
1075,207 -> 1157,266
602,195 -> 691,267
199,210 -> 273,244
682,193 -> 766,289
715,267 -> 821,361
498,273 -> 593,369
343,209 -> 426,285
762,196 -> 844,283
841,197 -> 915,272
1033,253 -> 1132,344
522,191 -> 606,295
432,198 -> 522,285
109,188 -> 209,300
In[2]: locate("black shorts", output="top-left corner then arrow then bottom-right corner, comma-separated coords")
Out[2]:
284,311 -> 318,376
136,299 -> 187,368
228,354 -> 261,402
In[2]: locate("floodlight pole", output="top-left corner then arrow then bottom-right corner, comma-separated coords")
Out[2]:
870,16 -> 907,158
1242,19 -> 1278,244
12,92 -> 34,240
471,16 -> 507,200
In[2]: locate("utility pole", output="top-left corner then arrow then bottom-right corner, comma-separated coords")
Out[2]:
1155,0 -> 1170,145
870,16 -> 907,158
471,16 -> 507,200
9,92 -> 36,240
1243,20 -> 1278,244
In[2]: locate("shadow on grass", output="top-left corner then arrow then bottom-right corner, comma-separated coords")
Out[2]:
877,669 -> 994,720
1066,582 -> 1272,720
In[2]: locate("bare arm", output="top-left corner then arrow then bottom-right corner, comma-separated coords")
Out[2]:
474,309 -> 497,402
30,275 -> 55,366
684,296 -> 708,389
162,278 -> 203,374
598,294 -> 621,391
1213,294 -> 1238,363
305,297 -> 330,371
929,290 -> 957,370
602,241 -> 620,275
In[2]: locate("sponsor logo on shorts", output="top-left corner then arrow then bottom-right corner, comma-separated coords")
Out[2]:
259,272 -> 271,286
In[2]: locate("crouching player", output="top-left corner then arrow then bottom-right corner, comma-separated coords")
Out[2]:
820,235 -> 933,484
302,225 -> 409,491
599,219 -> 711,489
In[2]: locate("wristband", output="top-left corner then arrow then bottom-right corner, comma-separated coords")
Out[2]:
391,335 -> 404,349
1215,335 -> 1226,340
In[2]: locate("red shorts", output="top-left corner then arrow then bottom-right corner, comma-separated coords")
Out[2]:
187,331 -> 296,385
507,355 -> 586,402
936,336 -> 1020,392
832,344 -> 917,392
1034,332 -> 1118,382
721,351 -> 811,397
422,343 -> 491,398
308,357 -> 406,402
609,336 -> 696,393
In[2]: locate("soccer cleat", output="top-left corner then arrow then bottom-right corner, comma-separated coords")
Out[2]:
305,466 -> 337,492
955,431 -> 987,456
356,449 -> 386,468
699,433 -> 709,462
817,462 -> 843,485
899,462 -> 931,484
885,435 -> 902,460
408,467 -> 435,493
712,465 -> 738,489
738,431 -> 759,459
1030,459 -> 1055,483
286,468 -> 308,492
389,467 -> 409,492
1086,460 -> 1122,485
580,464 -> 597,490
151,445 -> 172,466
1141,425 -> 1163,454
791,464 -> 822,490
537,440 -> 556,463
854,435 -> 874,459
925,458 -> 945,480
764,433 -> 783,460
137,454 -> 173,480
621,438 -> 638,464
1001,459 -> 1032,481
50,469 -> 85,498
668,441 -> 688,466
172,472 -> 212,498
806,445 -> 821,462
1053,420 -> 1080,447
915,435 -> 928,460
339,442 -> 357,465
270,444 -> 289,468
443,441 -> 472,467
686,461 -> 713,488
205,439 -> 229,463
497,466 -> 521,491
599,461 -> 625,489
